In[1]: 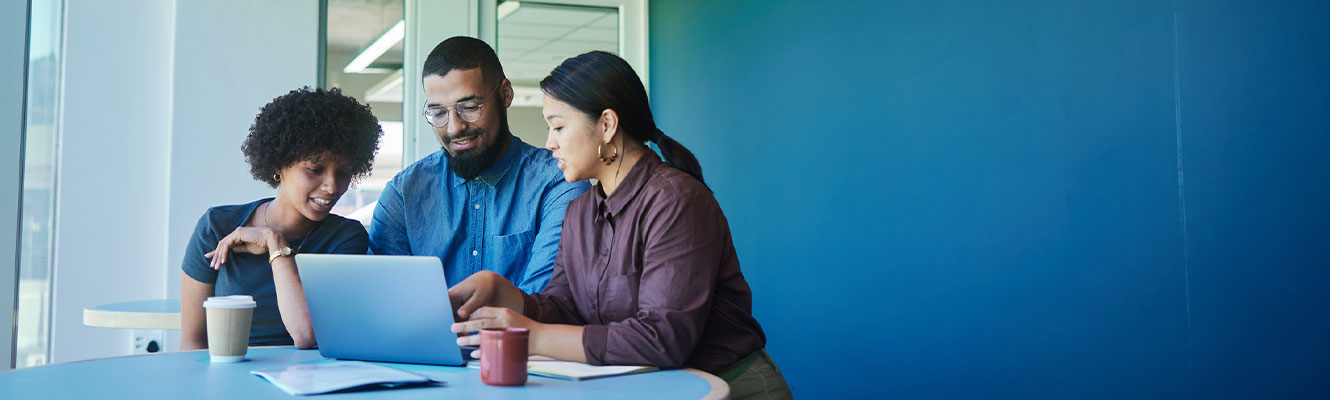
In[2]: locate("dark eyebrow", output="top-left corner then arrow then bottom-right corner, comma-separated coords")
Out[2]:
426,94 -> 481,109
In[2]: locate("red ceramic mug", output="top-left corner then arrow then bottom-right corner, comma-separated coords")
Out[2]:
480,327 -> 529,386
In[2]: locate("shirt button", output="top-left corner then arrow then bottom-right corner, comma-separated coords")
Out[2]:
474,203 -> 480,209
472,250 -> 479,256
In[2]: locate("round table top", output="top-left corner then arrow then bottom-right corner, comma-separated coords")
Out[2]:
82,298 -> 180,330
0,347 -> 729,399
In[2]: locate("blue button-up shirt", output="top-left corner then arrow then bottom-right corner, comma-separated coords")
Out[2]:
369,137 -> 589,293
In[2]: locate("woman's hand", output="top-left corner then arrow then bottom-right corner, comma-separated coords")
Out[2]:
204,227 -> 285,270
451,306 -> 542,356
448,271 -> 525,319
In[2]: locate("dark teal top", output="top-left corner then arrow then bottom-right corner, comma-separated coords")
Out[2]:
181,198 -> 368,345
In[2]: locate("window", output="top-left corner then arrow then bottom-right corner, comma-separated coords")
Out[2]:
15,0 -> 65,369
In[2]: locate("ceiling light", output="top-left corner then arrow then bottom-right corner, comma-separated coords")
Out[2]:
365,69 -> 404,103
498,1 -> 521,20
344,20 -> 405,74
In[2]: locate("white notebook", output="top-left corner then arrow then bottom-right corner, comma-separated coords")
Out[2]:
252,361 -> 437,395
467,359 -> 659,381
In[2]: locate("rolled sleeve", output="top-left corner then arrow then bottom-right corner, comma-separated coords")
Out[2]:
523,239 -> 585,325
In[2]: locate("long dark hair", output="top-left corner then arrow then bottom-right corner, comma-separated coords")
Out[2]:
539,51 -> 705,186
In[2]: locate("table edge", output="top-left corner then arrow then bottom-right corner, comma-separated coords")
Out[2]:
683,368 -> 730,400
7,349 -> 733,400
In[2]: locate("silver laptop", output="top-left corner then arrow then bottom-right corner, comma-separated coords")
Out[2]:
296,254 -> 465,366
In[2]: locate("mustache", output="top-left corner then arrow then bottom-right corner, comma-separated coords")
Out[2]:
442,132 -> 481,144
440,130 -> 484,151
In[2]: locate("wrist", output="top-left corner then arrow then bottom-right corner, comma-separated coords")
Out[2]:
499,277 -> 526,311
266,230 -> 289,249
528,322 -> 547,355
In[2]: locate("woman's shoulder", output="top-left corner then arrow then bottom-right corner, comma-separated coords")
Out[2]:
306,214 -> 370,254
316,214 -> 369,238
566,186 -> 600,212
197,198 -> 269,234
643,164 -> 716,207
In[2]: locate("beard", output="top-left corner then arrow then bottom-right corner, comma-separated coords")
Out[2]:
443,106 -> 511,180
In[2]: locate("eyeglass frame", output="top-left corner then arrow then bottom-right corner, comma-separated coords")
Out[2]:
421,81 -> 506,128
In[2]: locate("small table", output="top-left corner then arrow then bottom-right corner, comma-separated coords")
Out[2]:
82,299 -> 181,330
0,347 -> 729,399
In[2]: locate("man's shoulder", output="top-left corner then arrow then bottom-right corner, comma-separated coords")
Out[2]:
507,139 -> 572,188
392,150 -> 448,186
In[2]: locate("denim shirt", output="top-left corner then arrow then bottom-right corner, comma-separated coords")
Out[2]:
369,136 -> 589,293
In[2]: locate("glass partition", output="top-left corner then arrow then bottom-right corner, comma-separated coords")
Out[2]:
322,0 -> 406,224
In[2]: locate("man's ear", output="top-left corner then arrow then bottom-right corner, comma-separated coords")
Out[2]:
600,108 -> 620,144
500,79 -> 514,108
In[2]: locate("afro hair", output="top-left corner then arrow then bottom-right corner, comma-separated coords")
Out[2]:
242,86 -> 382,188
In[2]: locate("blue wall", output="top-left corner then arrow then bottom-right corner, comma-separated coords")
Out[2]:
649,0 -> 1329,397
1178,0 -> 1330,398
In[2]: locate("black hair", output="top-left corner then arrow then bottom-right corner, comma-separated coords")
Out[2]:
539,51 -> 706,186
422,36 -> 506,85
242,86 -> 382,187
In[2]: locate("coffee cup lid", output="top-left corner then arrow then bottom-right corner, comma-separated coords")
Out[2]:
203,295 -> 256,309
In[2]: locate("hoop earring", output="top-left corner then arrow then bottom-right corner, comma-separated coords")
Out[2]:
273,173 -> 281,183
598,144 -> 618,165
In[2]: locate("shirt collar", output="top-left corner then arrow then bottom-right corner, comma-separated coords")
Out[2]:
592,150 -> 662,219
449,135 -> 519,188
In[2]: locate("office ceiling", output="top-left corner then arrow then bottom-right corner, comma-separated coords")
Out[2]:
327,1 -> 619,99
497,2 -> 619,86
327,0 -> 404,64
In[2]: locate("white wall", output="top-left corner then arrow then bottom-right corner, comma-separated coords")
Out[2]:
1,0 -> 30,372
50,0 -> 175,363
47,0 -> 317,362
164,1 -> 319,350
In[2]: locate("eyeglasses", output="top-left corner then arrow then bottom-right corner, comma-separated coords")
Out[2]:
421,83 -> 503,127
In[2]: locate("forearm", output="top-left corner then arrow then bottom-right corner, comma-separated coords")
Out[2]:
531,323 -> 586,363
270,258 -> 316,349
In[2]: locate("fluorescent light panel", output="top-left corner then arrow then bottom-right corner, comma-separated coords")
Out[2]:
498,1 -> 521,20
365,69 -> 405,103
344,20 -> 405,74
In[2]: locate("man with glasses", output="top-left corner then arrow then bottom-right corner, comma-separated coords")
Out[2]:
370,36 -> 588,293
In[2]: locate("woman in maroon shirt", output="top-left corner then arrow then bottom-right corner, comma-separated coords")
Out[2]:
448,51 -> 790,399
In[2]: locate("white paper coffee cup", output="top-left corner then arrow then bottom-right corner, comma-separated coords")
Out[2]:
203,295 -> 256,363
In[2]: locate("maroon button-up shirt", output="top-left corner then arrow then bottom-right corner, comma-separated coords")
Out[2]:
523,152 -> 766,374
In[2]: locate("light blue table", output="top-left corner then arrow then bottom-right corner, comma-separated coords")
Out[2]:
0,347 -> 729,399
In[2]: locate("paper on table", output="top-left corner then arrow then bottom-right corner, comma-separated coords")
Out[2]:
251,361 -> 436,395
527,360 -> 658,380
467,359 -> 659,381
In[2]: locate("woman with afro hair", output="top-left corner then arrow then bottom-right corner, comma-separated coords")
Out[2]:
179,87 -> 382,350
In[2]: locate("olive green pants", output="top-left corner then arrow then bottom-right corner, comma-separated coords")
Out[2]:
719,349 -> 792,400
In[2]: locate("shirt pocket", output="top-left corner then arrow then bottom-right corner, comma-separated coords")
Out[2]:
600,272 -> 641,322
489,229 -> 536,275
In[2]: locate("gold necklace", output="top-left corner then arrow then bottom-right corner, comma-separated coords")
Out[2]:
265,201 -> 313,254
